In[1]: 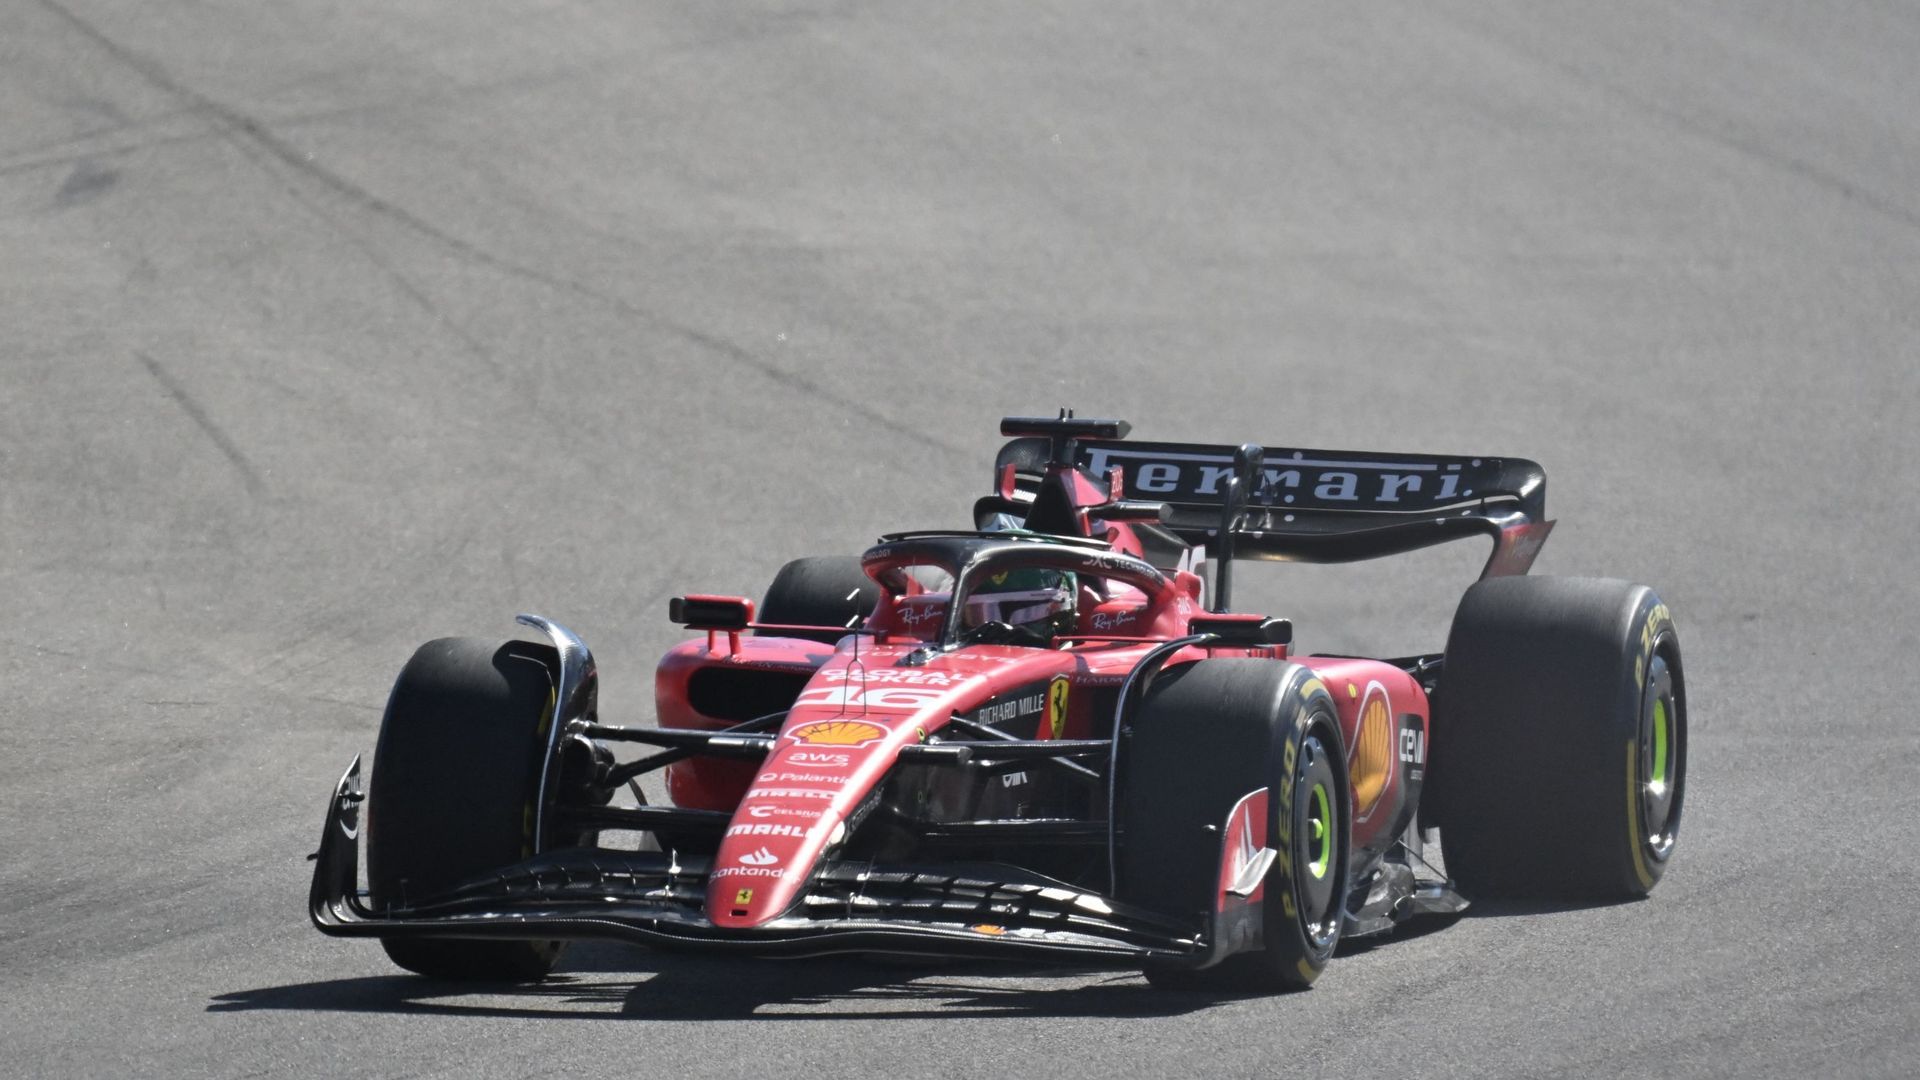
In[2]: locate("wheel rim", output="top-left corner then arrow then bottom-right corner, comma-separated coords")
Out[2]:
1293,734 -> 1342,947
1637,652 -> 1683,861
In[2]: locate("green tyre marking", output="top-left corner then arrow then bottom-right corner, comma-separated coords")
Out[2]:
1307,783 -> 1331,880
1652,698 -> 1669,788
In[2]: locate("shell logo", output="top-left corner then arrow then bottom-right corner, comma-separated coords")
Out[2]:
786,720 -> 887,747
1351,682 -> 1394,820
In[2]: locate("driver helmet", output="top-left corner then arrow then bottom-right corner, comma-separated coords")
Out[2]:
961,567 -> 1077,641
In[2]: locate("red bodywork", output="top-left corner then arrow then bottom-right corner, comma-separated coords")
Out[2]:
656,544 -> 1428,928
307,415 -> 1536,971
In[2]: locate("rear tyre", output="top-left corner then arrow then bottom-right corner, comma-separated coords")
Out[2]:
756,556 -> 879,645
1119,660 -> 1348,991
1432,577 -> 1686,900
367,637 -> 566,980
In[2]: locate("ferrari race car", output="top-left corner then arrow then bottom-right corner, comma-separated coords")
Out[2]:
310,413 -> 1687,991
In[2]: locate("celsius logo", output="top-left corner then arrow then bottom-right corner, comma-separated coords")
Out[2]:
738,847 -> 778,866
748,805 -> 823,820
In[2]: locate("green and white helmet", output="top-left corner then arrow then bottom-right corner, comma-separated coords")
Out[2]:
961,566 -> 1077,641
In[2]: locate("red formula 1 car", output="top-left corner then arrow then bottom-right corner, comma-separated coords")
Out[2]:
310,414 -> 1687,990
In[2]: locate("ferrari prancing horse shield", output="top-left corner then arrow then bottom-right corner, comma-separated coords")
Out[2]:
1046,676 -> 1070,739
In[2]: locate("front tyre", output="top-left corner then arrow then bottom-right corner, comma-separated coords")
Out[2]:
367,637 -> 566,980
1432,577 -> 1687,900
1119,660 -> 1348,991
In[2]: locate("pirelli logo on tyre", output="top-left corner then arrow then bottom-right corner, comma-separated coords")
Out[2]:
1633,602 -> 1671,689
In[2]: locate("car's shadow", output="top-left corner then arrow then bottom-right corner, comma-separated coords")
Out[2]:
210,946 -> 1260,1021
1458,896 -> 1647,919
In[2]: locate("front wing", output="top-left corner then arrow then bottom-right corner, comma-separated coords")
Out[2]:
309,758 -> 1219,965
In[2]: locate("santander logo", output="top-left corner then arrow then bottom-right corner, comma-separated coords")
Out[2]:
738,847 -> 778,866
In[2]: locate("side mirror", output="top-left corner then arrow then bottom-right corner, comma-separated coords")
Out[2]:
669,595 -> 755,631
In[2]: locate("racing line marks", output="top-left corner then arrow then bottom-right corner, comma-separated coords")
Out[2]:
138,353 -> 266,497
35,0 -> 961,456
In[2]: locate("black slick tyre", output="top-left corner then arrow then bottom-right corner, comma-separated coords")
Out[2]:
756,556 -> 879,644
1431,577 -> 1686,900
367,637 -> 566,980
1119,660 -> 1348,991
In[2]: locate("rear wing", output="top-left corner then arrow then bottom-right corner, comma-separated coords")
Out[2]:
995,430 -> 1553,580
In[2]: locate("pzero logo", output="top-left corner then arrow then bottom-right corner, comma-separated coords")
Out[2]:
739,847 -> 778,866
786,720 -> 887,746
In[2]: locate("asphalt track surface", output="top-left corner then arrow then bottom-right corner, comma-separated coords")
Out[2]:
4,2 -> 1917,1077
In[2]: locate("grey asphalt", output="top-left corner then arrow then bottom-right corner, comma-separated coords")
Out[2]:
3,1 -> 1916,1076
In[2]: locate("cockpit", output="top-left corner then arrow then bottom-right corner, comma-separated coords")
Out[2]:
859,533 -> 1199,650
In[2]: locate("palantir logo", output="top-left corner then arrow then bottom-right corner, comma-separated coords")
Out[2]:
739,847 -> 778,866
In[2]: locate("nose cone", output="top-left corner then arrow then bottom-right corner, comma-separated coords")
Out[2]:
706,652 -> 1034,925
705,715 -> 907,926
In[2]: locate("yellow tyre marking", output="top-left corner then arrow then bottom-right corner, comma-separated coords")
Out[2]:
1296,958 -> 1320,983
1300,678 -> 1326,702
